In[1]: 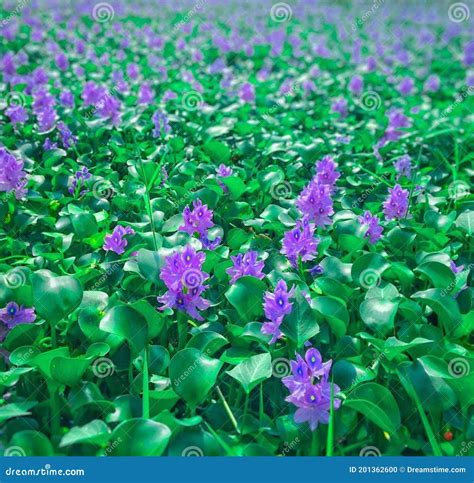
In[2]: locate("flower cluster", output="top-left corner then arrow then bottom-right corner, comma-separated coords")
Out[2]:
152,111 -> 171,138
359,211 -> 384,244
68,166 -> 91,196
394,154 -> 412,179
180,199 -> 220,249
261,280 -> 294,344
383,184 -> 409,220
158,245 -> 210,321
33,87 -> 56,133
281,217 -> 319,267
103,225 -> 135,255
296,156 -> 339,226
282,348 -> 341,431
0,146 -> 27,199
57,121 -> 77,149
226,250 -> 265,284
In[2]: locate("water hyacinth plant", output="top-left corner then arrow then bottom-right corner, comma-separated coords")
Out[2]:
0,0 -> 472,461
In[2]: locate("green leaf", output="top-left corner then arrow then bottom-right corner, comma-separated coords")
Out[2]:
412,289 -> 462,336
281,290 -> 319,347
9,431 -> 54,456
360,298 -> 398,337
108,418 -> 171,456
60,420 -> 111,447
351,253 -> 390,288
415,261 -> 455,290
0,401 -> 37,424
99,305 -> 148,355
344,382 -> 400,434
226,353 -> 272,394
169,348 -> 223,407
225,276 -> 266,323
50,356 -> 91,386
312,296 -> 349,337
32,271 -> 83,323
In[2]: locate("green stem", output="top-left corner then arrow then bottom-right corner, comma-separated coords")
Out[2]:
216,386 -> 240,434
142,346 -> 150,419
242,392 -> 250,428
326,379 -> 335,456
50,320 -> 57,348
310,429 -> 318,456
48,383 -> 60,438
259,383 -> 264,425
177,314 -> 187,350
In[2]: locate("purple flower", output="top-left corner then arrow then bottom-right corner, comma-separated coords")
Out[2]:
226,251 -> 265,284
348,75 -> 363,96
216,164 -> 233,177
239,82 -> 255,102
43,138 -> 57,151
157,245 -> 210,321
261,280 -> 295,344
68,166 -> 91,195
138,83 -> 154,105
358,211 -> 384,244
450,260 -> 465,274
57,121 -> 76,149
152,111 -> 170,137
315,155 -> 340,187
282,348 -> 340,431
179,199 -> 215,237
296,179 -> 334,227
55,53 -> 69,71
394,154 -> 412,179
383,184 -> 409,220
0,302 -> 36,330
103,225 -> 135,255
0,146 -> 27,199
398,77 -> 414,96
5,104 -> 28,126
60,90 -> 74,108
331,98 -> 348,118
424,74 -> 440,93
281,217 -> 319,267
127,63 -> 139,79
